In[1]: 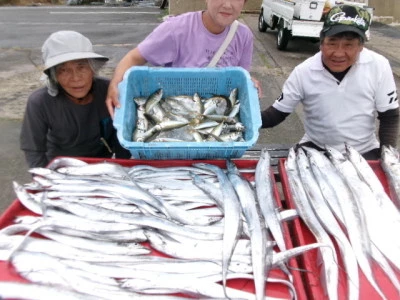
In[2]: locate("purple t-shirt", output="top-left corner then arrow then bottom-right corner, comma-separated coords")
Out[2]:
138,11 -> 254,71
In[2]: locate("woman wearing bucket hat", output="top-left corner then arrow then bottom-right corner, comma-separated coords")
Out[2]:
260,5 -> 399,159
20,30 -> 131,168
105,0 -> 261,117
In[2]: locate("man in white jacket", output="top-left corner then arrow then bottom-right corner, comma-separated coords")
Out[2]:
261,5 -> 399,159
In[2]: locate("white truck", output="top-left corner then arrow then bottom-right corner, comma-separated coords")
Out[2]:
258,0 -> 373,50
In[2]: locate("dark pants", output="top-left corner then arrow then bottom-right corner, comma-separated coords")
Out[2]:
297,142 -> 380,160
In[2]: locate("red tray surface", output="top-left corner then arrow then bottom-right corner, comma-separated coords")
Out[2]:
279,159 -> 400,300
0,157 -> 307,300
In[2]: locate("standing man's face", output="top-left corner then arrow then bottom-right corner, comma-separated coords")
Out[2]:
320,35 -> 363,72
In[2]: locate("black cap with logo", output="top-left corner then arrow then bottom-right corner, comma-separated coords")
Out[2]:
321,5 -> 372,40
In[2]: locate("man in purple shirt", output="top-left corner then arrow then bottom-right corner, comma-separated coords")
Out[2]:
106,0 -> 257,117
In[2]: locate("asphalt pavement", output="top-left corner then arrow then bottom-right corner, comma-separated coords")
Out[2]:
0,4 -> 400,214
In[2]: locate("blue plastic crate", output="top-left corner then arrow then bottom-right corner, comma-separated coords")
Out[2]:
114,66 -> 261,159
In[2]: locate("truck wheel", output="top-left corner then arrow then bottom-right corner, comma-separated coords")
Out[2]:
160,0 -> 168,9
277,26 -> 291,50
258,11 -> 268,32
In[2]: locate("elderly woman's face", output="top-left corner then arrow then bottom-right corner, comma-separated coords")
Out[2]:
55,59 -> 94,99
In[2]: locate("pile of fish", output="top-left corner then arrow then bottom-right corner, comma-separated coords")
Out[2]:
0,150 -> 327,300
132,88 -> 246,143
285,144 -> 400,300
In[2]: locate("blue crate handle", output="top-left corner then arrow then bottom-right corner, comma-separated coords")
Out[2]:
113,85 -> 123,132
113,77 -> 131,145
245,75 -> 262,144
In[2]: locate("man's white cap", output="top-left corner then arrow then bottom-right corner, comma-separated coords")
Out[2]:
42,30 -> 108,74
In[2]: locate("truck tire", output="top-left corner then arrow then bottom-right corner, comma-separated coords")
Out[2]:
160,0 -> 168,9
258,11 -> 268,32
277,25 -> 291,50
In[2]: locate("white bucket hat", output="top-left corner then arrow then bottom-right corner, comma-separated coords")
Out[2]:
42,30 -> 109,74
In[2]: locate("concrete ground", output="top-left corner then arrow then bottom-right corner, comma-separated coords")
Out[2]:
0,5 -> 400,214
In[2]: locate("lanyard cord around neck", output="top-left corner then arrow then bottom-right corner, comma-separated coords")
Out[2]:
207,20 -> 239,67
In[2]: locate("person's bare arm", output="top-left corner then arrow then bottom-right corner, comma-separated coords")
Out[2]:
106,47 -> 147,118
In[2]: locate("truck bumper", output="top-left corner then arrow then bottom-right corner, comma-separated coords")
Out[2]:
291,20 -> 323,38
